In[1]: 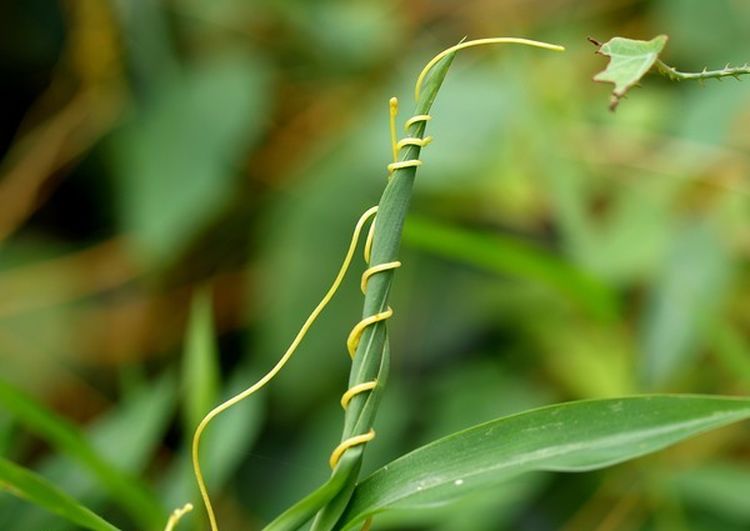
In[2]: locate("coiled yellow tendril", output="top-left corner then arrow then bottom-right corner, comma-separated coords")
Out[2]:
184,205 -> 380,531
168,36 -> 564,531
328,95 -> 433,471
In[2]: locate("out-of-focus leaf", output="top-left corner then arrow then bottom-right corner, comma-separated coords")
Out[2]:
711,323 -> 750,387
339,395 -> 750,529
640,222 -> 730,388
402,215 -> 618,321
538,323 -> 635,398
420,361 -> 552,445
182,287 -> 220,433
593,35 -> 668,109
0,413 -> 11,457
113,50 -> 270,265
0,457 -> 119,531
161,364 -> 264,513
671,462 -> 750,523
0,379 -> 164,529
12,374 -> 177,530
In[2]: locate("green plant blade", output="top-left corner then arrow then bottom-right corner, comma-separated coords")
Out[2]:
338,395 -> 750,529
593,35 -> 668,109
403,215 -> 618,321
0,379 -> 164,529
182,287 -> 220,435
12,372 -> 176,530
0,457 -> 120,531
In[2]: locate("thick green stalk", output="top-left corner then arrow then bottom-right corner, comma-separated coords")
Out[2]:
263,51 -> 458,531
310,52 -> 459,531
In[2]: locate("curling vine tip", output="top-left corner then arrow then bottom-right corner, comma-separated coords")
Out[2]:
414,37 -> 565,101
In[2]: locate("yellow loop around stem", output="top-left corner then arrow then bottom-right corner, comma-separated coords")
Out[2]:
329,429 -> 376,469
361,261 -> 402,293
346,308 -> 394,358
341,381 -> 378,409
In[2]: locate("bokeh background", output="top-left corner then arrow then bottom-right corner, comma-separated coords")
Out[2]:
1,0 -> 750,529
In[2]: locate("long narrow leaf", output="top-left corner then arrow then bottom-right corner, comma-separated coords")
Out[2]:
0,379 -> 164,529
0,457 -> 120,531
339,395 -> 750,529
182,287 -> 220,434
403,215 -> 618,321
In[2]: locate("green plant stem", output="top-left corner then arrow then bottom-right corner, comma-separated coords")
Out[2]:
263,51 -> 458,531
655,59 -> 750,82
312,51 -> 459,531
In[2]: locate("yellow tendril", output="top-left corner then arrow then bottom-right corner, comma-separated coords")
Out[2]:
341,381 -> 378,409
414,37 -> 565,101
329,429 -> 376,469
171,37 -> 566,531
187,206 -> 379,531
346,308 -> 394,359
389,97 -> 399,164
164,503 -> 193,531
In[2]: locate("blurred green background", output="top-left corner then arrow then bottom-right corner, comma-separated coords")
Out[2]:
1,0 -> 749,530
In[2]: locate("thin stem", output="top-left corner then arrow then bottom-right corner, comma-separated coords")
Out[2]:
655,59 -> 750,82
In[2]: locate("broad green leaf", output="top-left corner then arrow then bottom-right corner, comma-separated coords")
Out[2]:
0,457 -> 119,531
339,395 -> 750,529
403,215 -> 618,321
593,35 -> 668,109
182,287 -> 220,433
0,379 -> 164,529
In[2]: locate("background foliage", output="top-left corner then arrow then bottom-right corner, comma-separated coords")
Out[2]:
1,0 -> 749,529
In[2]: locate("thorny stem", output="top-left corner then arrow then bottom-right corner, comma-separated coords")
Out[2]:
654,59 -> 750,82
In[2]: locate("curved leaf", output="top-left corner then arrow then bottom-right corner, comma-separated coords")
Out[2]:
0,457 -> 119,531
339,395 -> 750,529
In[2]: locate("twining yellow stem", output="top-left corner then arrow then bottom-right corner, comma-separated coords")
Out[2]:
175,36 -> 566,531
414,37 -> 565,100
190,206 -> 379,531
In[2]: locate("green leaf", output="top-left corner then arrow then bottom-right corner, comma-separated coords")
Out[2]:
12,373 -> 177,530
639,222 -> 730,388
402,215 -> 618,321
113,49 -> 270,265
162,364 -> 264,513
339,395 -> 750,529
0,379 -> 164,529
0,457 -> 119,531
182,287 -> 220,433
593,35 -> 668,109
671,462 -> 750,523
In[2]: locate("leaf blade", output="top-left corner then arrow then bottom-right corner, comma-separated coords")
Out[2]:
403,215 -> 618,321
0,457 -> 120,531
340,395 -> 750,528
0,379 -> 165,528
